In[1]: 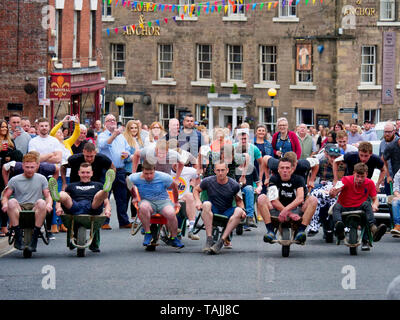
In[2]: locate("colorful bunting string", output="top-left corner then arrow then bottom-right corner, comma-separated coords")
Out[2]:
103,0 -> 325,35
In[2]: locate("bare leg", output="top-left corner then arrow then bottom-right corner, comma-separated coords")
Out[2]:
301,196 -> 318,226
7,199 -> 21,227
34,199 -> 47,228
138,201 -> 153,233
160,205 -> 178,238
257,194 -> 272,224
182,193 -> 196,221
221,208 -> 245,240
92,190 -> 109,209
59,191 -> 73,209
201,201 -> 213,237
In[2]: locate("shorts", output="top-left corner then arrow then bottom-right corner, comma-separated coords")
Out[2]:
62,199 -> 103,216
20,203 -> 35,211
270,206 -> 304,217
140,199 -> 174,214
211,204 -> 236,218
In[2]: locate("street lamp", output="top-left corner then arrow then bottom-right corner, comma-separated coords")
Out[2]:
115,96 -> 124,124
267,88 -> 277,132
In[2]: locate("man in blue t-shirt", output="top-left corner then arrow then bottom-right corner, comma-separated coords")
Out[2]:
128,160 -> 184,249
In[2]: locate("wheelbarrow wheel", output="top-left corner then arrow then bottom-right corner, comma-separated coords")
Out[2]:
349,227 -> 358,256
281,227 -> 291,257
236,224 -> 243,236
282,245 -> 290,257
77,226 -> 86,258
23,248 -> 32,259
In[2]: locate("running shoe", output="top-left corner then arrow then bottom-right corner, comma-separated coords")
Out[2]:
48,177 -> 60,202
263,230 -> 276,243
143,233 -> 153,246
209,239 -> 224,254
168,237 -> 184,249
294,231 -> 307,244
103,169 -> 116,193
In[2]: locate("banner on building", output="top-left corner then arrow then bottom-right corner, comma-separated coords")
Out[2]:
49,73 -> 71,101
382,32 -> 396,105
296,43 -> 312,71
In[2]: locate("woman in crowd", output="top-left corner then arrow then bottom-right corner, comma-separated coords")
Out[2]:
50,114 -> 80,233
271,117 -> 301,159
123,120 -> 144,218
0,119 -> 23,236
143,121 -> 166,148
210,127 -> 231,152
317,127 -> 328,150
320,130 -> 337,150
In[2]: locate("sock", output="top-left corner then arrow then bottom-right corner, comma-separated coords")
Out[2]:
265,223 -> 273,232
298,224 -> 307,232
189,220 -> 195,231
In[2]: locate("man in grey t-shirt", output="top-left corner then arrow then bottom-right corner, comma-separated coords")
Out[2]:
194,162 -> 246,255
2,153 -> 52,253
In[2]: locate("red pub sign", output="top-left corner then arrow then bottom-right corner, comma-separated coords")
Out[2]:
49,73 -> 71,100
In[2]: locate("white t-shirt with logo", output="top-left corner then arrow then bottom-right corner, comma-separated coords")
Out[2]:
171,166 -> 198,199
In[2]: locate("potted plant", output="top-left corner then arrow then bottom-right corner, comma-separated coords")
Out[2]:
207,83 -> 218,98
230,83 -> 240,99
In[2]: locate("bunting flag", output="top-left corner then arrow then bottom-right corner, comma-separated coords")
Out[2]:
104,0 -> 325,34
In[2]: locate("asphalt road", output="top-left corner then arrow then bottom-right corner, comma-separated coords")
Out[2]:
1,198 -> 400,300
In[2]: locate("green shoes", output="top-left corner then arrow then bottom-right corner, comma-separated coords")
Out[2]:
48,177 -> 60,202
103,169 -> 116,193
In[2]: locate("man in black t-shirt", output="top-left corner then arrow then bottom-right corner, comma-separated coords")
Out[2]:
194,162 -> 246,254
332,142 -> 385,192
260,157 -> 318,244
262,151 -> 319,190
49,162 -> 115,252
65,142 -> 114,190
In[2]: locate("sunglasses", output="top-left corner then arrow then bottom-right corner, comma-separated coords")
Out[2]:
328,147 -> 340,153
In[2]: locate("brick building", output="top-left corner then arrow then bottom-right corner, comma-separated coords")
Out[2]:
0,0 -> 48,121
101,0 -> 400,131
0,0 -> 105,127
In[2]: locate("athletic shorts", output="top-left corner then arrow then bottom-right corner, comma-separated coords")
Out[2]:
139,199 -> 174,214
62,199 -> 103,216
211,205 -> 236,218
270,206 -> 304,217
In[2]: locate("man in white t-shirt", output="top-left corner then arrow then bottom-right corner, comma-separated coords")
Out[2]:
28,118 -> 62,164
171,164 -> 200,240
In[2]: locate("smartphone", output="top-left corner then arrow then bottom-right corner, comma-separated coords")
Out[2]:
16,126 -> 22,131
70,116 -> 77,122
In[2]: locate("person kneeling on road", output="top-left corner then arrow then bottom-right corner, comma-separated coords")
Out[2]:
259,157 -> 317,245
128,160 -> 184,249
329,162 -> 387,243
48,163 -> 115,252
1,153 -> 53,253
193,162 -> 246,254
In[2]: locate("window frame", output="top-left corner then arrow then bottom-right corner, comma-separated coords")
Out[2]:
159,104 -> 176,129
158,44 -> 174,80
197,44 -> 212,81
259,106 -> 277,134
260,45 -> 277,83
279,0 -> 297,18
380,0 -> 395,21
111,43 -> 126,79
296,108 -> 314,126
360,45 -> 376,85
227,44 -> 243,82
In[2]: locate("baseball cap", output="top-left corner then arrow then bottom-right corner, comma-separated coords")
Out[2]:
325,143 -> 341,157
